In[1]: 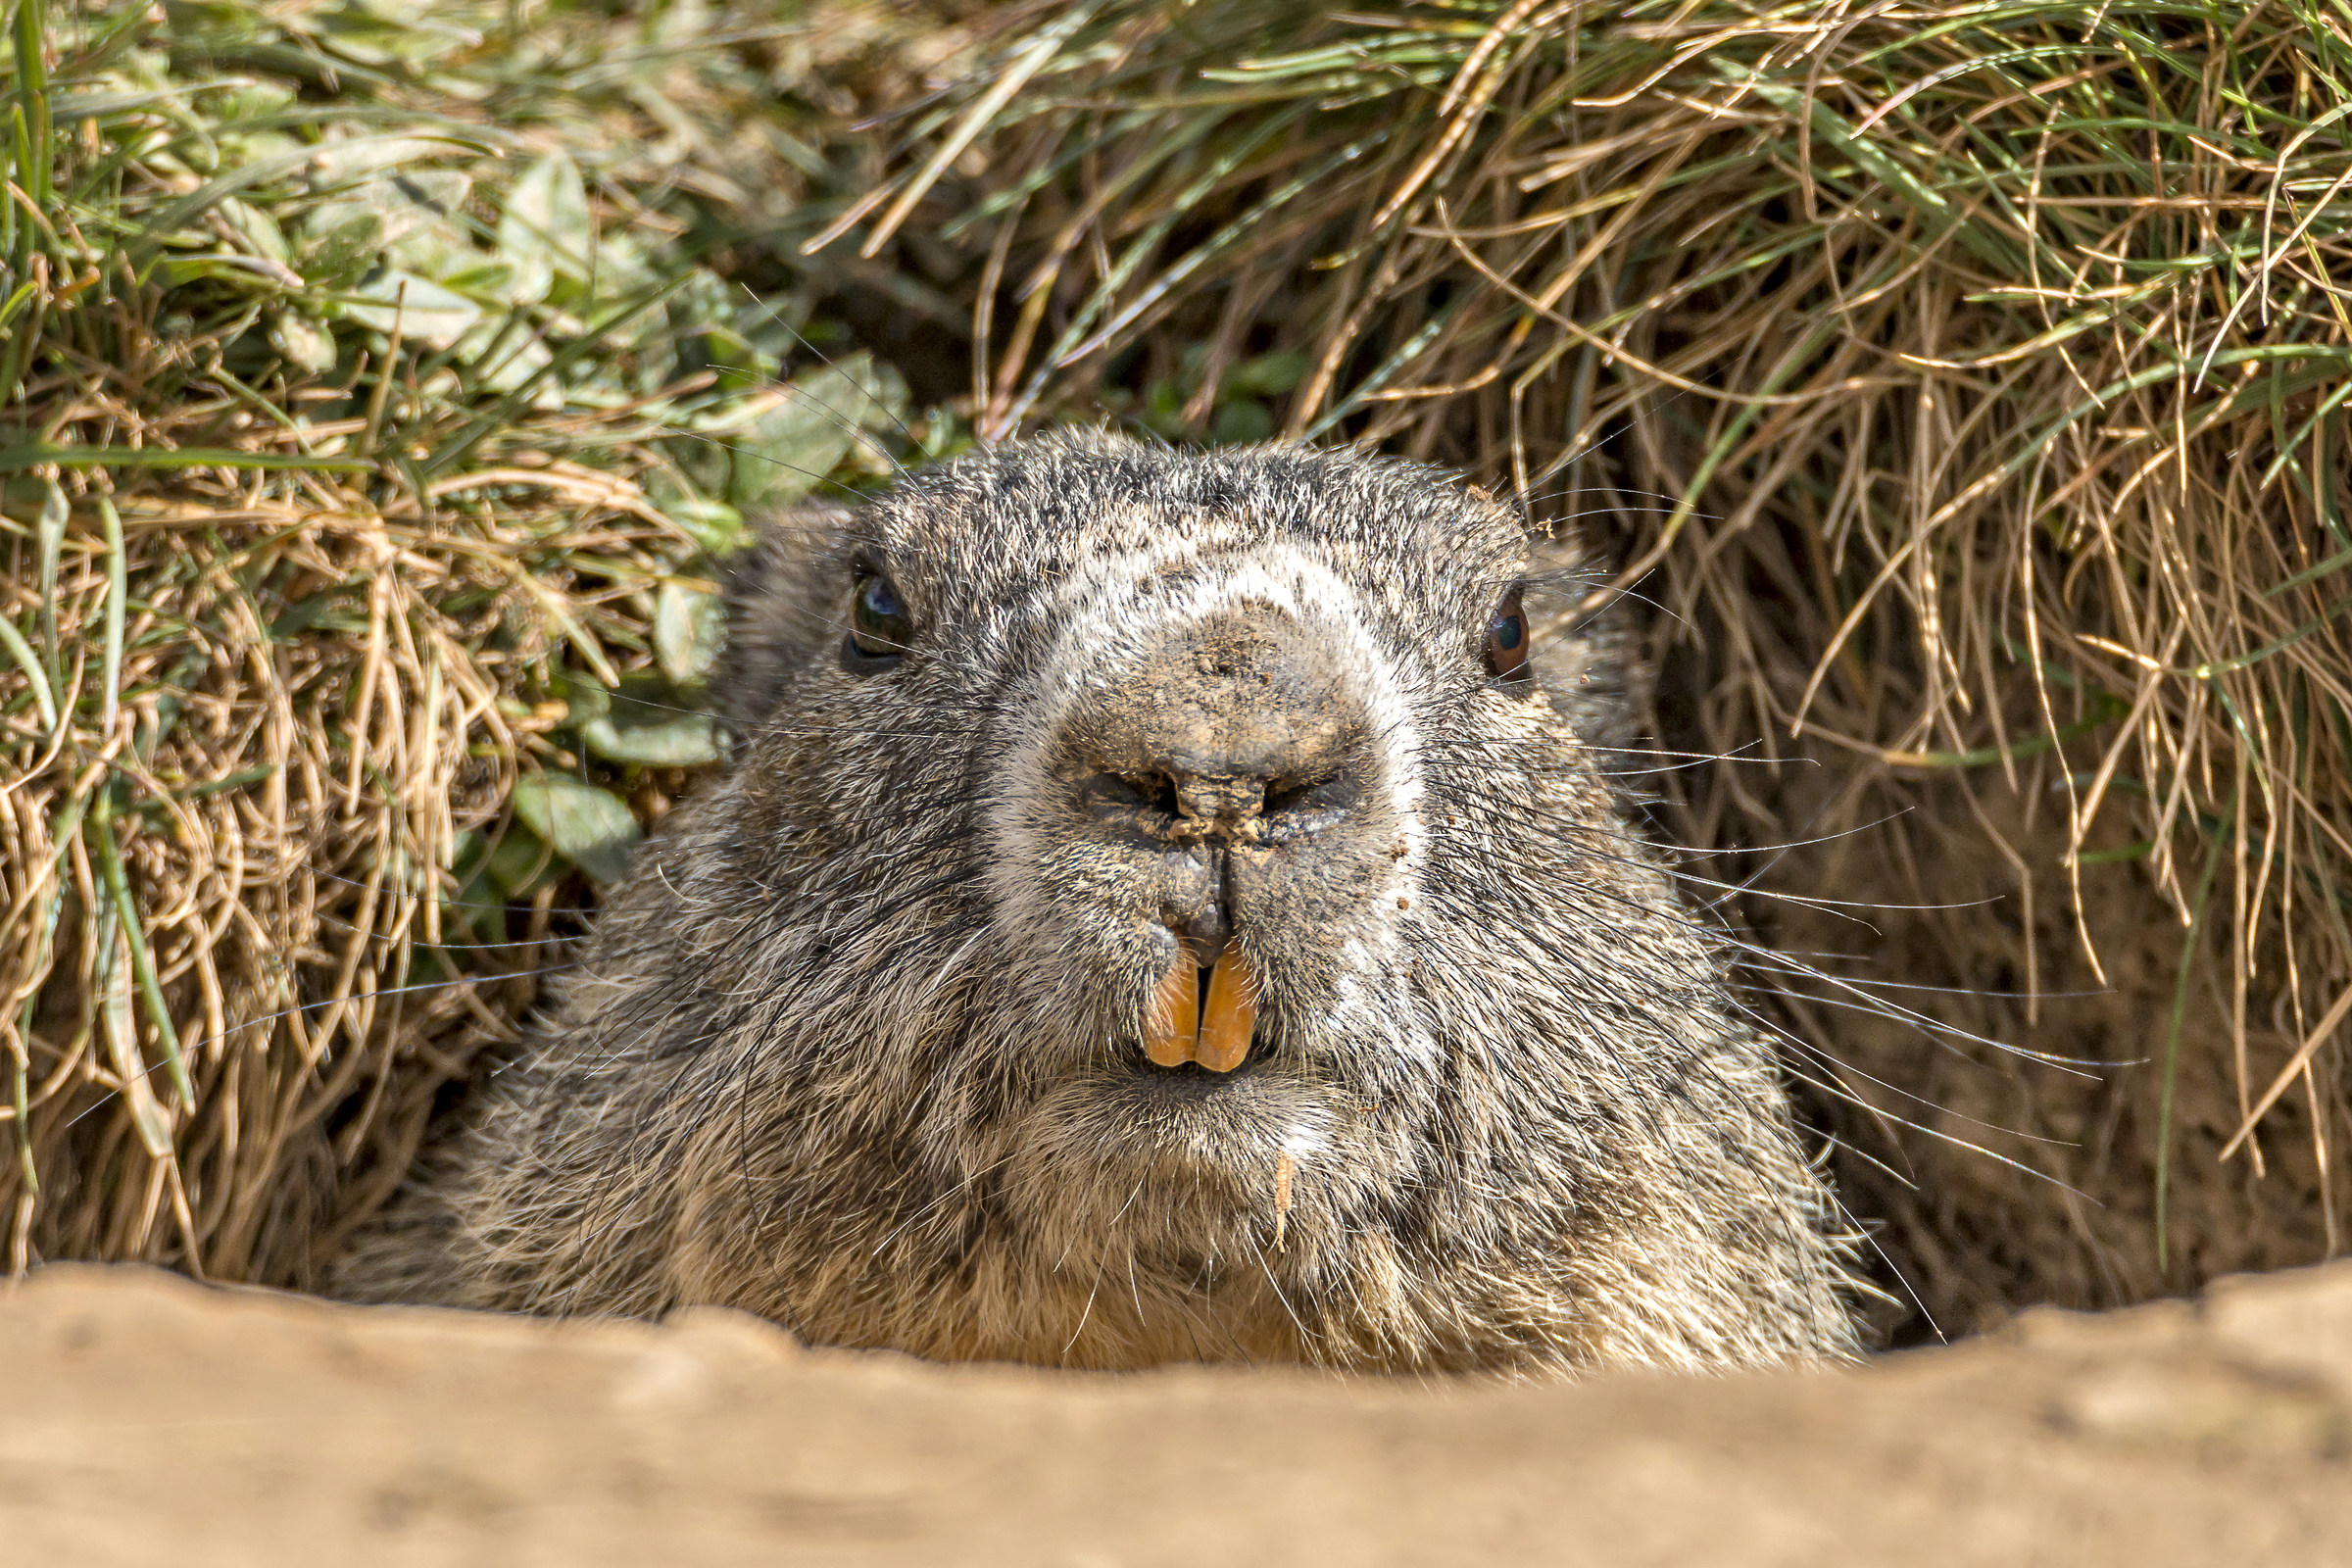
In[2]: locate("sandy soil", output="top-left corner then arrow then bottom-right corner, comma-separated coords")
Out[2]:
4,1262 -> 2349,1566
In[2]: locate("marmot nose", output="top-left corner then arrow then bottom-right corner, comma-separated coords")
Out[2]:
1066,608 -> 1364,844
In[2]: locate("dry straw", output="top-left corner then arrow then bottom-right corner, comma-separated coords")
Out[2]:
0,0 -> 946,1288
848,0 -> 2352,1327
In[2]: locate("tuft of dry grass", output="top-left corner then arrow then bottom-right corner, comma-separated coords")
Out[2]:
844,0 -> 2352,1329
0,0 -> 961,1287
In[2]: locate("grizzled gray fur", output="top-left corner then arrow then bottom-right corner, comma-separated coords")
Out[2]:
338,431 -> 1861,1374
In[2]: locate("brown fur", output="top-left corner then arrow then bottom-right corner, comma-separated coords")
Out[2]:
336,433 -> 1862,1375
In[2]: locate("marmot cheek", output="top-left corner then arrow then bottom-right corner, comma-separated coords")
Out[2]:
1229,826 -> 1409,956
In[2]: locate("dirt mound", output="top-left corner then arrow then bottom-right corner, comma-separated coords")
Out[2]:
5,1265 -> 2349,1565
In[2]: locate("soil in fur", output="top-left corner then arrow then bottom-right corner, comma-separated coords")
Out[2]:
6,1261 -> 2350,1565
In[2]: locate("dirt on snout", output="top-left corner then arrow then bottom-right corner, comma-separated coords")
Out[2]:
3,1262 -> 2350,1566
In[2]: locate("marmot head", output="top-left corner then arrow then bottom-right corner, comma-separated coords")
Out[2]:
710,432 -> 1771,1274
355,428 -> 1855,1371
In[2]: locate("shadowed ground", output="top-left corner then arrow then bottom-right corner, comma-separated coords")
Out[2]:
4,1262 -> 2349,1564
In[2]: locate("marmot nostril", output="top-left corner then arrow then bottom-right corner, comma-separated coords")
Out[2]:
1064,605 -> 1361,835
1262,770 -> 1345,818
1086,770 -> 1182,821
1083,760 -> 1355,842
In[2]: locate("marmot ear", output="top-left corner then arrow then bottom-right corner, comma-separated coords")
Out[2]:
1521,523 -> 1649,754
712,502 -> 857,740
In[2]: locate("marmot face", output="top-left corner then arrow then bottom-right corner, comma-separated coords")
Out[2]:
347,431 -> 1858,1375
732,438 -> 1587,1208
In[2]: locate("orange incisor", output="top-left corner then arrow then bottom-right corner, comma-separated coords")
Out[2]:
1145,945 -> 1257,1072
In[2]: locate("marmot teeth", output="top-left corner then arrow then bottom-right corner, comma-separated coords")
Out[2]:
1145,951 -> 1199,1068
1144,946 -> 1257,1071
1199,948 -> 1256,1072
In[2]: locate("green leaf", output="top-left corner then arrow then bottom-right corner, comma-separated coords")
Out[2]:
1210,397 -> 1274,444
1227,349 -> 1309,397
557,672 -> 722,768
157,254 -> 293,293
549,670 -> 612,727
660,491 -> 745,556
510,774 -> 641,884
297,209 -> 387,288
268,310 -> 337,373
217,197 -> 290,265
500,152 -> 592,306
450,316 -> 556,400
655,583 -> 726,684
306,168 -> 470,256
724,354 -> 905,507
583,711 -> 721,767
482,825 -> 557,900
308,134 -> 465,184
340,268 -> 481,350
269,585 -> 352,641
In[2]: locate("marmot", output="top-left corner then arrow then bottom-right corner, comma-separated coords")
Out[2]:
339,432 -> 1862,1375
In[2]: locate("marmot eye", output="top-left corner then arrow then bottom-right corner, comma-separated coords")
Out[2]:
844,568 -> 911,671
1484,585 -> 1530,682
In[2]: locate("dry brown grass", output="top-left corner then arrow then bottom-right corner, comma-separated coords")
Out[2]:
843,0 -> 2352,1331
5,448 -> 673,1282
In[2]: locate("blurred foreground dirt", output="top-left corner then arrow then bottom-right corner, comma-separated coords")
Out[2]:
4,1261 -> 2350,1565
